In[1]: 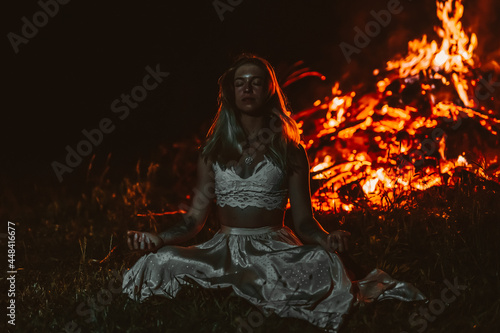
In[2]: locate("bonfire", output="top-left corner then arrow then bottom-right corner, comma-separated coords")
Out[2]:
291,0 -> 500,213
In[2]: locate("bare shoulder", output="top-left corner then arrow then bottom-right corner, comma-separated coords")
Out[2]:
197,152 -> 215,178
288,142 -> 309,173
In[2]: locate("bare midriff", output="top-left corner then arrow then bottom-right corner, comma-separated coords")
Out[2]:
217,205 -> 285,228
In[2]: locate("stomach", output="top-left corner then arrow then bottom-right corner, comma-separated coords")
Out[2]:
217,205 -> 285,228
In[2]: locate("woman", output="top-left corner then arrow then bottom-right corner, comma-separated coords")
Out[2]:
122,54 -> 425,332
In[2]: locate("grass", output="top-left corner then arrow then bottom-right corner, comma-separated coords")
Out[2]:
2,154 -> 500,333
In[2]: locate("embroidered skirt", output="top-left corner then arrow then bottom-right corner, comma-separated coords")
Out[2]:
122,225 -> 425,332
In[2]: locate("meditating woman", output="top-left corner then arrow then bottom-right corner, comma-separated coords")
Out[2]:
122,54 -> 425,332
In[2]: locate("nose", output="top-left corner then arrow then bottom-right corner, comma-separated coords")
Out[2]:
243,82 -> 252,93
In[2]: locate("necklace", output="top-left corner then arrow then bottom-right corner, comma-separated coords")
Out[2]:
244,156 -> 254,165
241,140 -> 256,165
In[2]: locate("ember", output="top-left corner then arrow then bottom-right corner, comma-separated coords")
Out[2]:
295,0 -> 500,212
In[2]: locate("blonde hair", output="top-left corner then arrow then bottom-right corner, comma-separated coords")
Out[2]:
202,54 -> 300,172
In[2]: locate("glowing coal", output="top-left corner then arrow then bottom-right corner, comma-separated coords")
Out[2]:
295,0 -> 500,212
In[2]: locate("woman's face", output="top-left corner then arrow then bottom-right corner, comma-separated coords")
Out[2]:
233,63 -> 270,115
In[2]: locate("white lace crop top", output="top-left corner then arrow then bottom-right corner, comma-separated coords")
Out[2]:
213,156 -> 288,210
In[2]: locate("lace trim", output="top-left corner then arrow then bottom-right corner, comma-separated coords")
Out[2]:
214,156 -> 288,210
216,189 -> 288,210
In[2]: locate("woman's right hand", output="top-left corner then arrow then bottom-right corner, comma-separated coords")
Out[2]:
127,231 -> 164,251
319,230 -> 351,253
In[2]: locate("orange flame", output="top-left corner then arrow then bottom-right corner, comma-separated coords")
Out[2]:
386,0 -> 477,107
298,0 -> 499,213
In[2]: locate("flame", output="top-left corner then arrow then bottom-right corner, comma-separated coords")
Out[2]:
298,0 -> 499,212
386,0 -> 477,107
457,155 -> 468,166
312,155 -> 334,172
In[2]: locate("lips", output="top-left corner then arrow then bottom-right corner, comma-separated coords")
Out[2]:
242,97 -> 255,102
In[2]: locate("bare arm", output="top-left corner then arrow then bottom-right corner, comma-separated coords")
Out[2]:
128,153 -> 214,250
288,144 -> 349,252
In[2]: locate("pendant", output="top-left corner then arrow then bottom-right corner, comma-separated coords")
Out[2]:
244,156 -> 254,165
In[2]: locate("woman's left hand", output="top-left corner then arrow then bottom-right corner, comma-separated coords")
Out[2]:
322,230 -> 351,253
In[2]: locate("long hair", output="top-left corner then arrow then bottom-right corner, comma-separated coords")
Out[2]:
202,54 -> 300,172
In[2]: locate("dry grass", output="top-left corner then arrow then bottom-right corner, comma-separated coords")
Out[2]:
1,156 -> 500,333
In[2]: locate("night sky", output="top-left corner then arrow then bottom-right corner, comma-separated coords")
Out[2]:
4,0 -> 498,186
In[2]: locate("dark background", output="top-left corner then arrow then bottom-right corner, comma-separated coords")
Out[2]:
3,0 -> 499,187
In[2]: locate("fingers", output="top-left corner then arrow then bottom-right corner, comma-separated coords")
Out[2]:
343,232 -> 350,251
127,231 -> 132,250
339,231 -> 350,252
127,231 -> 136,250
341,231 -> 351,252
140,233 -> 145,250
135,232 -> 140,250
326,231 -> 351,253
326,234 -> 338,252
127,231 -> 150,251
335,234 -> 344,253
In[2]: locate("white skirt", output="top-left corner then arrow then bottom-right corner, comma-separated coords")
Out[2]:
122,225 -> 425,332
